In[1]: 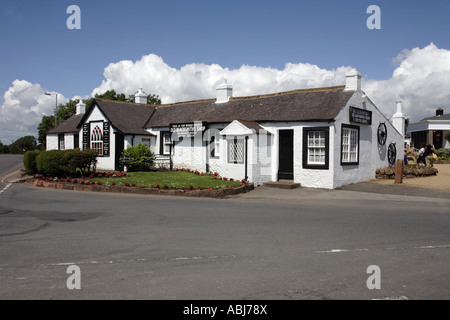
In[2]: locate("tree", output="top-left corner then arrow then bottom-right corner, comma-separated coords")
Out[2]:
37,115 -> 56,147
0,140 -> 3,153
9,136 -> 38,154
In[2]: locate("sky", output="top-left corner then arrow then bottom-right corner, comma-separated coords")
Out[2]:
1,0 -> 450,144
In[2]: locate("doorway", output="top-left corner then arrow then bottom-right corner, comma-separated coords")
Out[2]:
278,130 -> 294,180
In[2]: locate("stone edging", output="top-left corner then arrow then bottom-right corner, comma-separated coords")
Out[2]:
26,178 -> 254,198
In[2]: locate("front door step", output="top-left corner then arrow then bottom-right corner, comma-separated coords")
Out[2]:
263,181 -> 301,189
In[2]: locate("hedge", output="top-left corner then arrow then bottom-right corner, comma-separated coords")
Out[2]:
23,151 -> 41,175
35,149 -> 98,177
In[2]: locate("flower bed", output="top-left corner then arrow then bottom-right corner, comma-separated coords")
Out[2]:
376,165 -> 438,179
28,169 -> 253,198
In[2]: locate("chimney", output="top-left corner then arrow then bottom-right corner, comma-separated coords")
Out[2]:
344,69 -> 362,91
392,100 -> 406,137
76,99 -> 86,115
216,79 -> 233,104
436,108 -> 444,117
135,88 -> 147,104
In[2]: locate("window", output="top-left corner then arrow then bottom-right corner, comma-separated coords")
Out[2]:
228,137 -> 244,164
341,125 -> 360,165
58,134 -> 65,150
303,127 -> 329,170
307,131 -> 326,165
91,125 -> 103,156
160,132 -> 172,155
210,135 -> 221,158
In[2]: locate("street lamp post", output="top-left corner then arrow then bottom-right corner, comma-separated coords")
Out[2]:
45,92 -> 58,127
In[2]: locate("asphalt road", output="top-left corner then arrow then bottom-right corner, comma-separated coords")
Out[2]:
0,180 -> 449,300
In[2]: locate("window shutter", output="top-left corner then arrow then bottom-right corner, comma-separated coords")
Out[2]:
83,124 -> 90,150
103,122 -> 110,157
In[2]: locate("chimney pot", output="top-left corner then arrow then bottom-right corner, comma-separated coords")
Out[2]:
344,69 -> 362,91
216,79 -> 233,103
135,88 -> 147,104
436,108 -> 444,117
76,99 -> 86,115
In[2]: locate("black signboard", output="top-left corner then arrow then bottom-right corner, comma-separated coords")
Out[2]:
103,122 -> 110,156
82,123 -> 89,150
170,122 -> 206,138
350,106 -> 372,125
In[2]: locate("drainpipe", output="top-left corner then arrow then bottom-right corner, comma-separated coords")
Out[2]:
245,136 -> 249,181
131,135 -> 135,146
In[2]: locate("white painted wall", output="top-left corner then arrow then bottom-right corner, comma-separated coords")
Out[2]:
333,91 -> 404,189
83,104 -> 116,171
46,135 -> 58,151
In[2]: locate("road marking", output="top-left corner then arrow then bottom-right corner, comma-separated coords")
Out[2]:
0,183 -> 12,195
316,244 -> 450,254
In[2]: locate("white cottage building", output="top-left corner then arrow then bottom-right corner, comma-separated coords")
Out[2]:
47,70 -> 405,189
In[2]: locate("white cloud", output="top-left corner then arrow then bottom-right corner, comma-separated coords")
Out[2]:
364,43 -> 450,122
2,43 -> 450,144
92,54 -> 352,103
0,80 -> 68,144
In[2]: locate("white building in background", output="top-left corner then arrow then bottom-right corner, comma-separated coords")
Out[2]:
407,108 -> 450,149
47,69 -> 404,189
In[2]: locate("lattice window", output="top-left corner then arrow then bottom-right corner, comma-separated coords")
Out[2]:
91,125 -> 103,156
228,138 -> 244,164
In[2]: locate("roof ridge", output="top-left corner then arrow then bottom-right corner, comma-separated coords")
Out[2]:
157,85 -> 346,107
95,98 -> 157,107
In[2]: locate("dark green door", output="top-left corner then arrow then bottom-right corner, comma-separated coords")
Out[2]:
278,130 -> 294,180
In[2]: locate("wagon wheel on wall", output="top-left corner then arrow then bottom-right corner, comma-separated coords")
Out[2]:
388,143 -> 397,166
378,123 -> 387,146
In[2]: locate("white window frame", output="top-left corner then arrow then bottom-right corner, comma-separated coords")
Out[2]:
341,125 -> 360,165
307,131 -> 326,165
91,124 -> 104,156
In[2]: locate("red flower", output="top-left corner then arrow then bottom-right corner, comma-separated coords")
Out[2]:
181,186 -> 185,190
197,186 -> 203,190
163,185 -> 169,190
124,182 -> 130,187
112,182 -> 117,186
189,185 -> 194,190
155,184 -> 160,189
132,184 -> 137,187
85,181 -> 90,185
72,179 -> 77,183
97,181 -> 102,185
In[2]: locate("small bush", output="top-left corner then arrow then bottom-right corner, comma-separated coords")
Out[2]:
36,149 -> 98,177
121,143 -> 155,172
23,151 -> 41,175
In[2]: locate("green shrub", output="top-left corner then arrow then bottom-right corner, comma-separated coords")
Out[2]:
434,148 -> 450,158
36,150 -> 64,177
60,149 -> 98,176
36,149 -> 98,177
121,143 -> 155,172
23,151 -> 41,175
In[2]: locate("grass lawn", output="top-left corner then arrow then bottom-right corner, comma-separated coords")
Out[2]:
93,171 -> 243,189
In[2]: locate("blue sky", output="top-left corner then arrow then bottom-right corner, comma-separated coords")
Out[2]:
1,0 -> 450,143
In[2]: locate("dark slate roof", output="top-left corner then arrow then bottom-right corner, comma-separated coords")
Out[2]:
146,86 -> 353,128
421,114 -> 450,121
81,99 -> 157,136
47,114 -> 84,134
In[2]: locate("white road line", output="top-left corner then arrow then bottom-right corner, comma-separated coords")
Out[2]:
0,183 -> 12,195
316,245 -> 450,254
